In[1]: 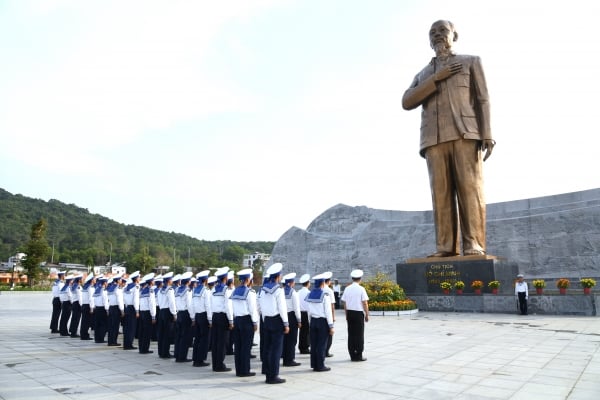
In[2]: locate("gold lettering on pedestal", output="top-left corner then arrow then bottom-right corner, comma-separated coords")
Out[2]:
426,264 -> 461,285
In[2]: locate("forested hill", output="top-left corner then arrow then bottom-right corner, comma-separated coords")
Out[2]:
0,188 -> 274,272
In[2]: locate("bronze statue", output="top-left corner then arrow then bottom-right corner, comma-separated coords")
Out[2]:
402,20 -> 495,257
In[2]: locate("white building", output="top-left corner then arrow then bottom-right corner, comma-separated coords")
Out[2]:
242,252 -> 270,268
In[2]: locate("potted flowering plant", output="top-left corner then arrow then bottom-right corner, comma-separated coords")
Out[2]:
533,279 -> 546,295
471,280 -> 483,295
556,278 -> 570,294
440,281 -> 452,294
580,278 -> 596,295
488,280 -> 500,294
454,281 -> 465,295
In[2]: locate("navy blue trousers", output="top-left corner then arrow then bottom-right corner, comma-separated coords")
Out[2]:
234,315 -> 254,375
94,307 -> 108,343
192,312 -> 209,363
69,301 -> 81,336
211,312 -> 229,370
175,311 -> 192,361
310,317 -> 329,370
50,297 -> 61,331
80,304 -> 92,339
123,305 -> 137,348
59,300 -> 71,336
107,305 -> 121,345
263,315 -> 284,382
138,310 -> 153,353
283,312 -> 299,364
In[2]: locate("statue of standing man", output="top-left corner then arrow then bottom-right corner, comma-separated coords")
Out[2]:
402,20 -> 495,257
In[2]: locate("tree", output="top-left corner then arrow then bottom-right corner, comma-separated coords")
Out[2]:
21,219 -> 50,286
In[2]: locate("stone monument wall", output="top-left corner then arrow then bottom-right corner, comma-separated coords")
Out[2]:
269,188 -> 600,283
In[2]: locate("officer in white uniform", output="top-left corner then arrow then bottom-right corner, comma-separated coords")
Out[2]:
92,276 -> 109,343
305,273 -> 334,372
192,270 -> 212,367
296,274 -> 311,354
282,272 -> 302,367
174,271 -> 194,362
231,268 -> 259,377
69,274 -> 83,338
122,271 -> 140,350
107,275 -> 124,346
138,273 -> 156,354
80,273 -> 94,340
157,272 -> 177,359
258,263 -> 289,384
341,269 -> 369,361
50,270 -> 65,333
59,274 -> 73,336
210,267 -> 234,372
322,271 -> 335,357
515,273 -> 529,315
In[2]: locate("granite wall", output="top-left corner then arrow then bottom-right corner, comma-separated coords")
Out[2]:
269,188 -> 600,283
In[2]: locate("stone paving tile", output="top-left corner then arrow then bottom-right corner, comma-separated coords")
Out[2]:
2,292 -> 600,400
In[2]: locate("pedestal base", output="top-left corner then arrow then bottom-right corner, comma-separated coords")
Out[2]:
396,256 -> 518,295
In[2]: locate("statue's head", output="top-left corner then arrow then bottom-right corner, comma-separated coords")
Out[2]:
429,20 -> 458,52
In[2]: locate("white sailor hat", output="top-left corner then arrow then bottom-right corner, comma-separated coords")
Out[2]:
283,272 -> 296,283
312,273 -> 325,284
84,273 -> 94,284
237,268 -> 253,280
350,269 -> 364,279
97,275 -> 108,283
299,274 -> 310,284
266,263 -> 283,277
207,276 -> 217,285
57,270 -> 66,275
126,278 -> 133,285
215,266 -> 230,278
162,272 -> 174,280
227,271 -> 234,281
196,270 -> 210,281
142,272 -> 155,283
107,277 -> 114,285
181,271 -> 193,282
129,271 -> 140,280
172,274 -> 182,282
322,271 -> 333,280
190,277 -> 197,283
65,274 -> 74,281
517,273 -> 524,278
112,274 -> 123,282
154,277 -> 163,284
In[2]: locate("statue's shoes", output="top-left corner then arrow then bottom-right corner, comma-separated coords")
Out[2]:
427,251 -> 459,257
464,249 -> 486,256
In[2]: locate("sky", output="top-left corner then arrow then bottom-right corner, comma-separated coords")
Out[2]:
1,0 -> 599,242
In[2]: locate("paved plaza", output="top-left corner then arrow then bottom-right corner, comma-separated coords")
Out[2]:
1,291 -> 599,399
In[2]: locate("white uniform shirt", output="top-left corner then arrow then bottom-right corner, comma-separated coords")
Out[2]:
258,284 -> 289,326
175,286 -> 194,319
51,279 -> 63,298
59,283 -> 72,303
139,285 -> 157,319
81,284 -> 93,306
211,283 -> 234,324
70,284 -> 82,304
192,285 -> 213,323
305,289 -> 334,328
92,287 -> 109,311
123,283 -> 140,312
297,286 -> 310,312
284,285 -> 301,321
158,286 -> 177,315
515,281 -> 529,298
341,282 -> 369,312
231,286 -> 259,325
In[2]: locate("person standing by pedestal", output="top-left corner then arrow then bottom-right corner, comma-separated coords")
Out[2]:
50,270 -> 65,334
297,274 -> 311,355
402,19 -> 495,257
258,263 -> 289,384
305,274 -> 334,372
515,274 -> 528,315
231,268 -> 259,377
341,269 -> 369,361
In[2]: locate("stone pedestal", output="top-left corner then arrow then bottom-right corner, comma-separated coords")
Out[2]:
396,255 -> 519,295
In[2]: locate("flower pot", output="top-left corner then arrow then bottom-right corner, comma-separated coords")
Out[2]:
474,289 -> 481,295
456,289 -> 463,295
583,287 -> 591,295
443,289 -> 450,295
491,288 -> 498,295
536,287 -> 543,295
559,288 -> 567,295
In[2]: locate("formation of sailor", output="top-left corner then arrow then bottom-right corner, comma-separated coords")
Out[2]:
48,264 -> 372,383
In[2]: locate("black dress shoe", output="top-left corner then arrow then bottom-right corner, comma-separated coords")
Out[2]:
283,361 -> 301,367
139,350 -> 154,354
326,353 -> 333,357
81,337 -> 92,340
299,350 -> 310,354
70,334 -> 80,338
51,330 -> 60,334
123,346 -> 137,350
214,367 -> 232,372
60,334 -> 69,337
314,367 -> 331,372
237,372 -> 256,377
250,354 -> 257,359
107,343 -> 121,346
175,359 -> 193,363
351,357 -> 367,362
266,377 -> 286,384
193,361 -> 210,367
